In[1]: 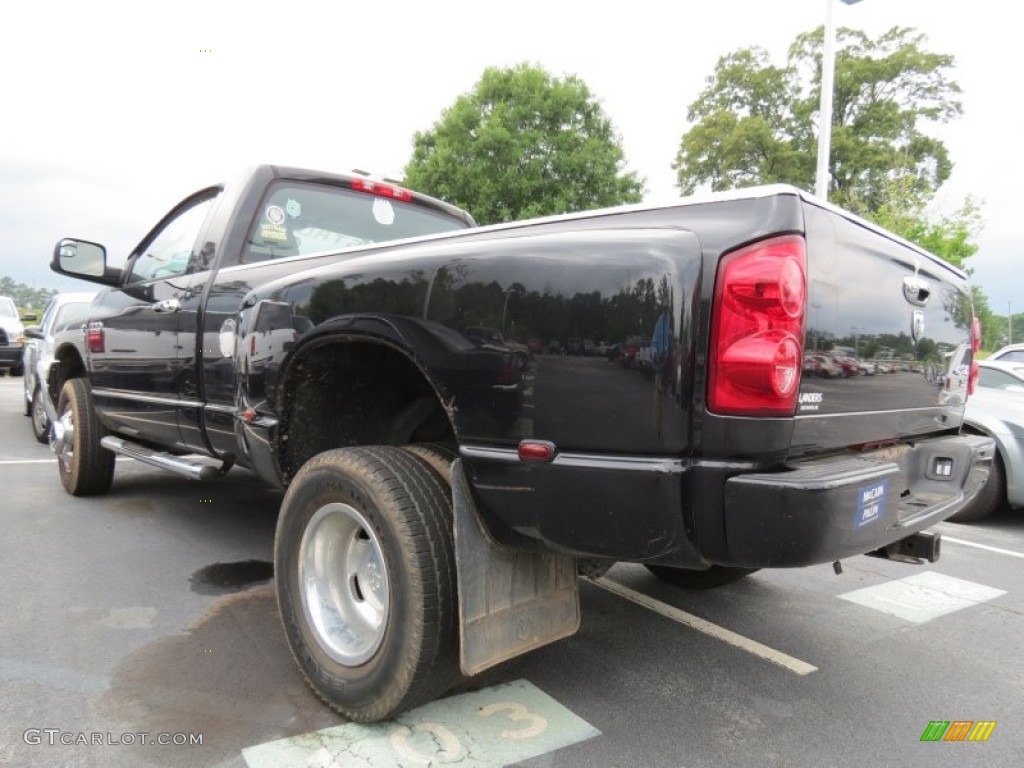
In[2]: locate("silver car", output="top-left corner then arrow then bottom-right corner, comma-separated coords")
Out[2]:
948,359 -> 1024,522
22,292 -> 97,442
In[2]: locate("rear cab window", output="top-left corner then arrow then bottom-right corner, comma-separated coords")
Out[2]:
244,182 -> 472,263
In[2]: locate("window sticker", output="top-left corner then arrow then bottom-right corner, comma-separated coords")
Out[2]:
285,199 -> 302,218
259,223 -> 288,242
372,197 -> 395,226
265,205 -> 286,226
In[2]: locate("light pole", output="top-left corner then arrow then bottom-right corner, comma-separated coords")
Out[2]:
1010,301 -> 1014,345
815,0 -> 865,200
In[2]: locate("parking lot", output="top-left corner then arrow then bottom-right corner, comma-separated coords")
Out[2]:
0,373 -> 1021,768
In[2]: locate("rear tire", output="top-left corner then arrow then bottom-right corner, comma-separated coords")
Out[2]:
31,388 -> 50,444
646,564 -> 759,590
54,378 -> 115,496
403,442 -> 459,485
948,454 -> 1007,523
275,446 -> 459,722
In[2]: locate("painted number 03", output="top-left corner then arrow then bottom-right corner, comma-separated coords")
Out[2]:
389,701 -> 549,765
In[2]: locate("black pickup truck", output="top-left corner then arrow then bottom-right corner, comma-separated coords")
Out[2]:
48,165 -> 994,722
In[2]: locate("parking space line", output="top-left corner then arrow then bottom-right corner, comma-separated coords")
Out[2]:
0,458 -> 134,465
942,535 -> 1024,560
592,577 -> 818,676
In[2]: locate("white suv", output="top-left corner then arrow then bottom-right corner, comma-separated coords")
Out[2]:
0,296 -> 26,376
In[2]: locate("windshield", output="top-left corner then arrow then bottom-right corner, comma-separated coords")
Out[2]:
245,181 -> 471,263
0,298 -> 18,319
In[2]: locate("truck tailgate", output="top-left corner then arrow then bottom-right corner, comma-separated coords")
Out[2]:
792,201 -> 974,454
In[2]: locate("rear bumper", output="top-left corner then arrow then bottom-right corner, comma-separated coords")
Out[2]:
0,346 -> 23,367
722,433 -> 996,567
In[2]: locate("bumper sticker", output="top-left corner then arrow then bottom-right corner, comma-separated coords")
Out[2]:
856,480 -> 887,527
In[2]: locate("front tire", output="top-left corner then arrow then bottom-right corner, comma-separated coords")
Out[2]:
54,378 -> 115,496
948,453 -> 1007,523
31,388 -> 50,444
275,446 -> 459,723
646,564 -> 759,590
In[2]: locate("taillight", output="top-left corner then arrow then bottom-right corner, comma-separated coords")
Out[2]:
708,235 -> 807,416
968,316 -> 981,395
87,321 -> 104,353
351,178 -> 413,202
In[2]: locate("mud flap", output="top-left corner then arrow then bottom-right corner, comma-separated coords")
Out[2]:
452,460 -> 581,676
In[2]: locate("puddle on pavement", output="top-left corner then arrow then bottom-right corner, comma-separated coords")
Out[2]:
94,588 -> 337,767
189,560 -> 274,595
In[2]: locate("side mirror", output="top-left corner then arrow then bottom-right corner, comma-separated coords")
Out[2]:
52,238 -> 120,285
24,325 -> 43,340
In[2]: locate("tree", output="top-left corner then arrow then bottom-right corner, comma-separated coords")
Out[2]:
405,63 -> 644,225
0,276 -> 57,313
674,26 -> 962,214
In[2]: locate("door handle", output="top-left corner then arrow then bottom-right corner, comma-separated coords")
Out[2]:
152,298 -> 181,313
902,276 -> 931,306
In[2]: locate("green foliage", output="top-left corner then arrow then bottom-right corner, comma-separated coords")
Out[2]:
969,285 -> 1002,352
870,176 -> 983,271
0,275 -> 57,315
674,26 -> 962,212
405,63 -> 644,225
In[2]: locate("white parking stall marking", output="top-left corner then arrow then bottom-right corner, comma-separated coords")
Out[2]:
941,535 -> 1024,560
0,458 -> 133,465
593,578 -> 818,676
839,571 -> 1006,624
242,679 -> 599,768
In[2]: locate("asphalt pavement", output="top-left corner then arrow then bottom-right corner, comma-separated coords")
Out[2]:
0,374 -> 1021,768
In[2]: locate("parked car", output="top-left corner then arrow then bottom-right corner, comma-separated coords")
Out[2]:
809,354 -> 842,378
834,356 -> 860,378
948,360 -> 1024,522
0,296 -> 27,376
22,292 -> 97,441
989,343 -> 1024,363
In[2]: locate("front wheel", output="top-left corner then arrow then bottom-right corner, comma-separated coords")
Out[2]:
54,378 -> 114,496
646,564 -> 759,590
275,446 -> 459,723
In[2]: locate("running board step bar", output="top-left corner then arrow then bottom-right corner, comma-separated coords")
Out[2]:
100,436 -> 225,481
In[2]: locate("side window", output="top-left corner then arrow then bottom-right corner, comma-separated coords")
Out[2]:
978,368 -> 1021,390
128,195 -> 218,283
998,350 -> 1024,362
38,299 -> 59,334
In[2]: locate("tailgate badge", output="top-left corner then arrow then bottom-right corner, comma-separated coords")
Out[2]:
911,310 -> 925,342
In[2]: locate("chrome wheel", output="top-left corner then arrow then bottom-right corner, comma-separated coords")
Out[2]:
32,390 -> 50,442
52,404 -> 75,472
299,502 -> 390,666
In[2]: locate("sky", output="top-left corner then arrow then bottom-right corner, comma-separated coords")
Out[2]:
1,0 -> 1019,319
